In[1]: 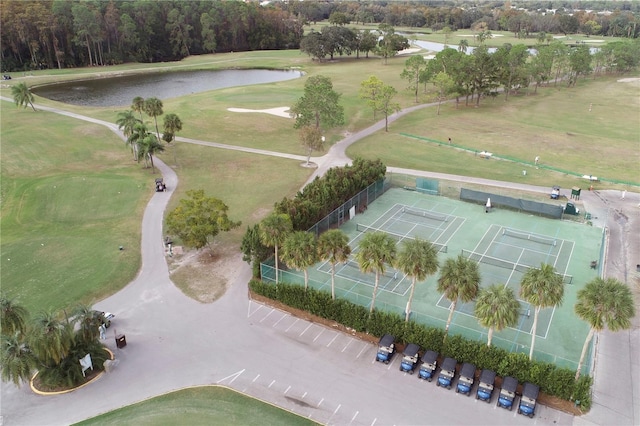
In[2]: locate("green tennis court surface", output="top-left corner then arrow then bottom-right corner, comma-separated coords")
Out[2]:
277,187 -> 604,372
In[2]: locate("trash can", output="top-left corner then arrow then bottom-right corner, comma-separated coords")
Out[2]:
115,334 -> 127,348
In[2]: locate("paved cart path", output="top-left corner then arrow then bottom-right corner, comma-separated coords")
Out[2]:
1,97 -> 637,426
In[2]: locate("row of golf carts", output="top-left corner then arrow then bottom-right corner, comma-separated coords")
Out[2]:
376,334 -> 540,418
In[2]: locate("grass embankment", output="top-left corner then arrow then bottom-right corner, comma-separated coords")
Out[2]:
74,386 -> 317,426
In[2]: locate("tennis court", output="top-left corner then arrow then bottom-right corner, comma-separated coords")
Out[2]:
270,186 -> 604,373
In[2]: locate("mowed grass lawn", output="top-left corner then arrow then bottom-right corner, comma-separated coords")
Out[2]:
74,386 -> 317,426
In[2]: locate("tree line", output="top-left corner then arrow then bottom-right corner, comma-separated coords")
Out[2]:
3,1 -> 638,72
0,0 -> 303,71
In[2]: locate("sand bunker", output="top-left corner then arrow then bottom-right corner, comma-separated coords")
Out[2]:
227,106 -> 291,118
617,77 -> 640,83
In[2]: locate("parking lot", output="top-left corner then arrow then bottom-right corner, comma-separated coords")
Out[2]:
242,300 -> 575,426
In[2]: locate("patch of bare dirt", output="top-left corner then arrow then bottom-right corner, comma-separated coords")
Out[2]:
167,243 -> 241,303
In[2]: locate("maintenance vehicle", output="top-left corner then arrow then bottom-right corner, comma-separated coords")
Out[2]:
476,369 -> 496,402
497,376 -> 518,410
518,382 -> 540,418
418,350 -> 438,381
399,343 -> 420,374
455,362 -> 476,395
375,334 -> 395,364
436,357 -> 457,389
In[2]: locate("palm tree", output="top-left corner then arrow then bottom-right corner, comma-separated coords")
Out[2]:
138,133 -> 165,173
458,39 -> 469,53
574,277 -> 635,379
437,255 -> 480,335
162,113 -> 183,165
28,311 -> 73,365
258,213 -> 293,284
0,295 -> 29,336
396,238 -> 439,322
475,284 -> 520,347
72,305 -> 101,344
1,333 -> 36,386
131,96 -> 145,121
143,97 -> 164,140
281,231 -> 318,290
355,232 -> 397,313
116,110 -> 141,160
317,229 -> 351,300
126,122 -> 150,166
11,82 -> 36,111
520,263 -> 564,360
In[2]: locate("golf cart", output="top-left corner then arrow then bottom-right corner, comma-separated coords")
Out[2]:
376,334 -> 396,364
550,185 -> 560,199
436,357 -> 457,389
476,369 -> 496,402
399,343 -> 420,374
497,376 -> 518,411
155,178 -> 166,192
456,362 -> 476,395
518,382 -> 540,418
418,350 -> 438,381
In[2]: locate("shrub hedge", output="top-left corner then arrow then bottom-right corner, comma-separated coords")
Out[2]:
249,279 -> 592,411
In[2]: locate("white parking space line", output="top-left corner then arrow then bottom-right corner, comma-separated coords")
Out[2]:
284,385 -> 291,395
252,374 -> 260,382
299,323 -> 313,337
326,334 -> 339,347
318,398 -> 324,407
247,301 -> 264,318
302,391 -> 307,399
341,338 -> 353,353
268,379 -> 276,388
272,313 -> 287,327
259,308 -> 275,323
370,418 -> 377,426
356,343 -> 371,358
285,318 -> 299,332
334,404 -> 341,414
216,369 -> 245,385
313,329 -> 324,342
351,410 -> 359,422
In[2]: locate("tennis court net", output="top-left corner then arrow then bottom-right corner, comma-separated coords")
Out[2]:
461,249 -> 573,284
401,206 -> 448,222
356,223 -> 448,253
502,228 -> 556,246
343,259 -> 399,280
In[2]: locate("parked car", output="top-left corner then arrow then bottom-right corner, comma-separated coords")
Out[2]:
399,343 -> 420,374
376,334 -> 395,364
418,350 -> 438,381
456,362 -> 476,395
476,369 -> 496,402
497,376 -> 518,410
436,357 -> 457,389
518,382 -> 540,418
155,178 -> 166,192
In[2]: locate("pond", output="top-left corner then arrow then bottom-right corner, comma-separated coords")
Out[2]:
32,69 -> 303,107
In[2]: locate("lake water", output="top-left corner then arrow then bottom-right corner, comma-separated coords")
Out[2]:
32,69 -> 303,107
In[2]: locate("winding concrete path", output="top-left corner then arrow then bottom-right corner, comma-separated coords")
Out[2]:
1,97 -> 637,426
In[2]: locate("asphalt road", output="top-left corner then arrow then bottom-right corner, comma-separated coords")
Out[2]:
1,97 -> 637,426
